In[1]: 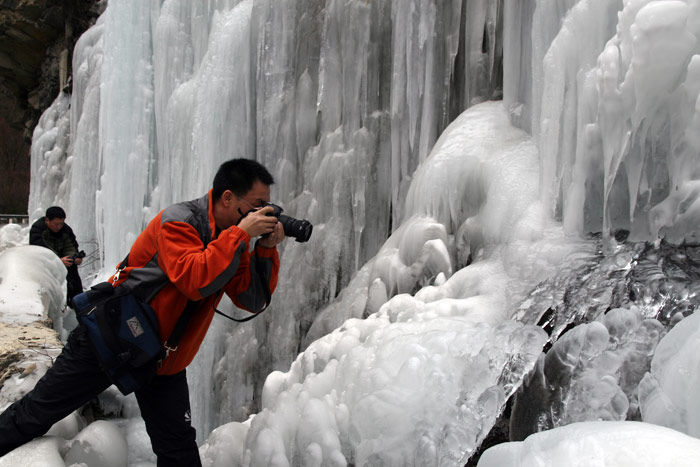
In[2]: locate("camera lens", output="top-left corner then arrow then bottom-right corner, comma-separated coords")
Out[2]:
263,203 -> 313,243
279,215 -> 313,243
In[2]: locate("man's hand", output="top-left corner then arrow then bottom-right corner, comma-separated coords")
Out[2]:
257,221 -> 285,248
74,257 -> 83,266
237,206 -> 279,238
61,256 -> 74,267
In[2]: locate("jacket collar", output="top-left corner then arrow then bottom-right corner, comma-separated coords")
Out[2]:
207,189 -> 217,238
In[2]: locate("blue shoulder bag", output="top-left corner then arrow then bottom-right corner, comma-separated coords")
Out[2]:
72,282 -> 164,395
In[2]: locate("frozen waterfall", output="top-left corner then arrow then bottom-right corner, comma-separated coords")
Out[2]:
23,0 -> 700,465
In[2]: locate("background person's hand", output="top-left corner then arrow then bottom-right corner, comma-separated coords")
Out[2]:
61,256 -> 74,267
237,206 -> 278,238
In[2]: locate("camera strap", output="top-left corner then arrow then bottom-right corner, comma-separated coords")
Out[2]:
213,262 -> 272,323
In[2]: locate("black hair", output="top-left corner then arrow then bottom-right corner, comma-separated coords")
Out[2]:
46,206 -> 66,220
212,158 -> 274,202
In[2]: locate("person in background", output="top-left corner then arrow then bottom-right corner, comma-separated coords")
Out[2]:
29,206 -> 84,305
1,159 -> 285,466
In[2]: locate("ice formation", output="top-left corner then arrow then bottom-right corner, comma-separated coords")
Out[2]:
7,0 -> 700,465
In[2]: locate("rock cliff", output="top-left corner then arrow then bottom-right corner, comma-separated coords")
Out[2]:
0,0 -> 103,138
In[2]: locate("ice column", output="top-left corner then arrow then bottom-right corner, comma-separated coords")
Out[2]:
97,0 -> 156,267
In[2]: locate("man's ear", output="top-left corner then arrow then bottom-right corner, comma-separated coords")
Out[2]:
222,190 -> 234,206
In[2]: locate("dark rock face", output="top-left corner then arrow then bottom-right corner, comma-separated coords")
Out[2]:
0,0 -> 103,213
0,0 -> 103,137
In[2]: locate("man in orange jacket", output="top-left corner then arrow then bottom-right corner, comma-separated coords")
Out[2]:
0,159 -> 284,466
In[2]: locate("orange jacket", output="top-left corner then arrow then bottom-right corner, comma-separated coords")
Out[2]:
110,190 -> 279,375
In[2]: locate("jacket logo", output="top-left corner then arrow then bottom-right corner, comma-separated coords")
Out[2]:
126,317 -> 145,338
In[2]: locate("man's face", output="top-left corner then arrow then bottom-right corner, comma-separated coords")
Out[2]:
216,179 -> 271,229
235,180 -> 271,222
45,217 -> 65,233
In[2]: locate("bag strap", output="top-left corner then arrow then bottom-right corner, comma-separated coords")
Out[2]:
115,253 -> 199,355
164,299 -> 200,353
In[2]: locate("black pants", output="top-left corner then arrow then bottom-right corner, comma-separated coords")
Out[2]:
66,264 -> 84,305
0,328 -> 201,466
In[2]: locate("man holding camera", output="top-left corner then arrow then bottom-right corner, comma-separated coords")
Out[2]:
29,206 -> 84,305
0,159 -> 285,465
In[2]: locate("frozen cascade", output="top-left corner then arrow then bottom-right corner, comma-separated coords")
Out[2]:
98,0 -> 157,265
67,17 -> 105,271
506,0 -> 700,245
20,0 -> 700,465
29,93 -> 71,222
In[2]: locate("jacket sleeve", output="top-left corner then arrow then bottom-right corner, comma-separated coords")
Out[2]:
155,220 -> 254,301
63,224 -> 79,249
58,234 -> 78,258
29,219 -> 47,247
223,241 -> 280,313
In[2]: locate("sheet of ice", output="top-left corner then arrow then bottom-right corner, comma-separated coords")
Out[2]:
0,437 -> 66,467
0,224 -> 29,251
502,0 -> 535,132
510,306 -> 666,439
638,310 -> 700,438
67,16 -> 105,275
524,0 -> 700,244
27,93 -> 72,221
477,421 -> 700,467
0,246 -> 66,326
0,420 -> 130,467
233,316 -> 547,467
151,0 -> 256,210
98,387 -> 157,467
96,0 -> 157,268
63,420 -> 128,467
535,0 -> 621,224
199,421 -> 250,467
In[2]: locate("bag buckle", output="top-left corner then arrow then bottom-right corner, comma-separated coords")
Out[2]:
112,259 -> 128,286
112,268 -> 121,286
164,342 -> 177,359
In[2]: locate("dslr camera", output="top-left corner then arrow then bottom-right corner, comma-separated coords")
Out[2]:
264,203 -> 312,243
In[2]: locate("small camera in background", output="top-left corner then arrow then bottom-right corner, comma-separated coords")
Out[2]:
72,250 -> 86,260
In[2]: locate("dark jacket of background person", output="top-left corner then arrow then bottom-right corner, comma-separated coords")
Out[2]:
29,217 -> 79,258
29,217 -> 83,302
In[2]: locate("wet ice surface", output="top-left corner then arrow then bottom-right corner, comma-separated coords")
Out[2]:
517,239 -> 700,338
511,239 -> 700,440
